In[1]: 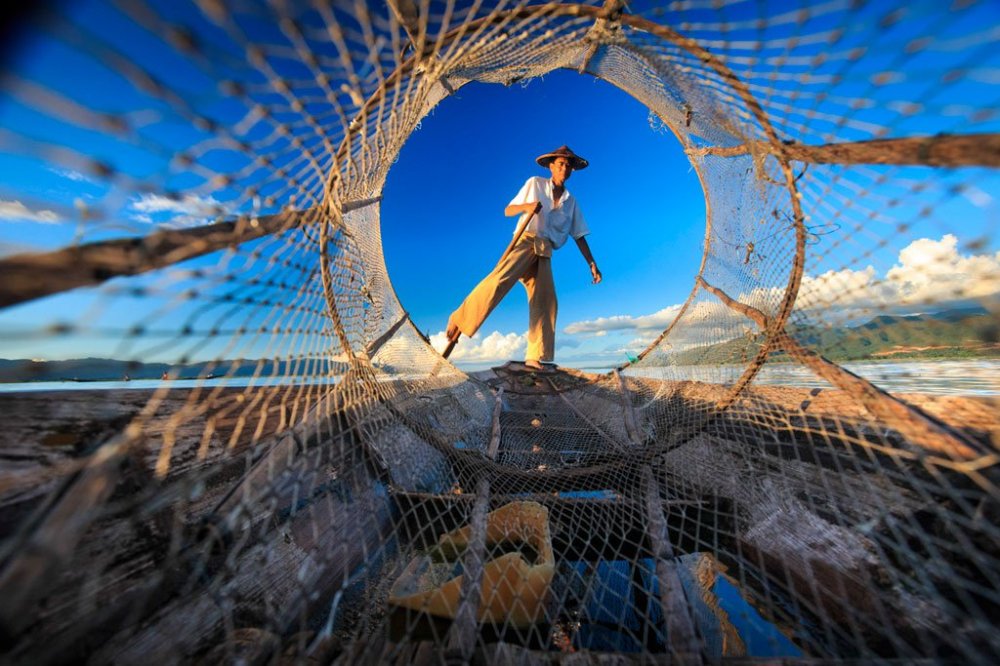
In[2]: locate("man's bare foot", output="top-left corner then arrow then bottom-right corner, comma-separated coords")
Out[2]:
524,360 -> 555,373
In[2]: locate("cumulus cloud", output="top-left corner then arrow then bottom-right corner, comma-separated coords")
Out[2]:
562,235 -> 1000,346
430,329 -> 526,363
625,331 -> 664,348
790,234 -> 1000,321
564,304 -> 684,335
774,266 -> 893,321
130,193 -> 225,228
47,166 -> 91,183
0,199 -> 60,224
887,234 -> 1000,303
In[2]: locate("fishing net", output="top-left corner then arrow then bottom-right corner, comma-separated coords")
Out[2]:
1,0 -> 998,663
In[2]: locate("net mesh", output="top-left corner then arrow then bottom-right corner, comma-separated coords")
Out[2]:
1,0 -> 998,663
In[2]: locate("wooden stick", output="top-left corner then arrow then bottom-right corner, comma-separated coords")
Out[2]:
546,376 -> 631,452
441,336 -> 460,361
386,0 -> 422,52
0,197 -> 380,309
696,276 -> 989,460
365,311 -> 412,359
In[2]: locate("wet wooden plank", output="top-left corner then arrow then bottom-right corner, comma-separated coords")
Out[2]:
480,647 -> 946,664
546,376 -> 630,452
446,477 -> 490,660
642,466 -> 703,665
0,386 -> 296,639
487,387 -> 504,460
87,462 -> 394,664
0,386 -> 399,663
490,361 -> 595,395
615,370 -> 643,447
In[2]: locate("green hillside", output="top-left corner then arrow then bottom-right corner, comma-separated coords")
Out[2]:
668,307 -> 999,365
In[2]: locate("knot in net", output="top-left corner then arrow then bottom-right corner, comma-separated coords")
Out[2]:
0,1 -> 998,663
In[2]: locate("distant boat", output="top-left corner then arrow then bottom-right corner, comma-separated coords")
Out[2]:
123,374 -> 130,382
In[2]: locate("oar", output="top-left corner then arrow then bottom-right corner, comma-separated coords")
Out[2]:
442,203 -> 541,359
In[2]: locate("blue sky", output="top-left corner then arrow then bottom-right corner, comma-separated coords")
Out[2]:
380,67 -> 999,370
0,1 -> 998,370
380,70 -> 707,368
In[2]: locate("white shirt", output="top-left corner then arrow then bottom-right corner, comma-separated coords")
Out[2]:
507,176 -> 589,250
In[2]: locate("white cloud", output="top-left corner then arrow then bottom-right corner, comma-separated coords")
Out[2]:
791,235 -> 1000,320
564,299 -> 743,346
430,329 -> 526,363
564,304 -> 684,335
561,235 -> 1000,349
47,166 -> 91,183
886,234 -> 1000,303
130,193 -> 224,228
625,331 -> 663,348
780,266 -> 891,320
0,199 -> 60,224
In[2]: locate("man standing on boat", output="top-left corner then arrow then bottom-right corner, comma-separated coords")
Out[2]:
445,145 -> 602,372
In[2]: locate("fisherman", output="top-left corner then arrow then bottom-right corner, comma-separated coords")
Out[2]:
445,145 -> 602,371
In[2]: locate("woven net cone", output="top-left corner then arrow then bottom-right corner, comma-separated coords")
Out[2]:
0,1 -> 998,663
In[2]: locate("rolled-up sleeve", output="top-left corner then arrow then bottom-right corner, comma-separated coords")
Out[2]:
508,177 -> 541,207
570,200 -> 590,238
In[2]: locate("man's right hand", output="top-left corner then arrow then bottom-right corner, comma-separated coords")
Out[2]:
505,201 -> 543,218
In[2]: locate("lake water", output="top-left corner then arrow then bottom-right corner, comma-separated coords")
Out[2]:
1,359 -> 997,396
0,375 -> 340,393
607,359 -> 1000,396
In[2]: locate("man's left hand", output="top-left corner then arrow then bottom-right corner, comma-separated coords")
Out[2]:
590,263 -> 602,284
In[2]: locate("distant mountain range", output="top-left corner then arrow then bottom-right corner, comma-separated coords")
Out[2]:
0,357 -> 349,383
4,308 -> 997,382
669,306 -> 999,365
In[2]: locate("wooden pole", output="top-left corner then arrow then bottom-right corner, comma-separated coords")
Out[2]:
696,276 -> 989,461
0,197 -> 380,310
690,133 -> 1000,168
386,0 -> 422,52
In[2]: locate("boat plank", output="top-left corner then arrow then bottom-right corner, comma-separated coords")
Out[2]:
446,476 -> 491,659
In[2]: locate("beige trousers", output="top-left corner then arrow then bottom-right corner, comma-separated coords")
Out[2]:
449,234 -> 556,362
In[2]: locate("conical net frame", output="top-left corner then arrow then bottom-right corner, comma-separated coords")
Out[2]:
0,1 -> 998,663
